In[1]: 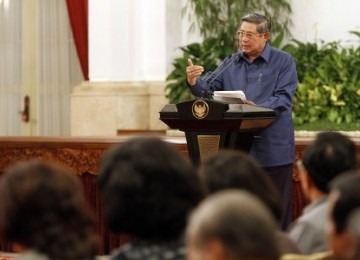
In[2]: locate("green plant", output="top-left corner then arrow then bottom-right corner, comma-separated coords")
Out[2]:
294,120 -> 360,131
166,38 -> 229,103
284,33 -> 360,126
165,0 -> 292,103
184,0 -> 292,40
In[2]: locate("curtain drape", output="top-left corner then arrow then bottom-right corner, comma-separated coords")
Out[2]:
65,0 -> 88,80
0,0 -> 83,136
36,0 -> 83,136
0,0 -> 23,135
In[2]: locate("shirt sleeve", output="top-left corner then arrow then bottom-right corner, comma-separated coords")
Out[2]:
187,77 -> 211,97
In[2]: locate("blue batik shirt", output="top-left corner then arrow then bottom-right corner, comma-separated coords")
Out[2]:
189,43 -> 298,167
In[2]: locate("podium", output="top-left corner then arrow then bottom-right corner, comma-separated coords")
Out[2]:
159,99 -> 276,164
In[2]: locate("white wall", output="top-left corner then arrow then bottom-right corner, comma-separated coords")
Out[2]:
89,0 -> 166,81
89,0 -> 204,82
165,0 -> 203,74
89,0 -> 360,82
290,0 -> 360,45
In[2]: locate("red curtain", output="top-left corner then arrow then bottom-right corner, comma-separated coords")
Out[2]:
66,0 -> 89,80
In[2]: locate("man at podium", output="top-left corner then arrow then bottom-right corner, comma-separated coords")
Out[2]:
186,13 -> 298,230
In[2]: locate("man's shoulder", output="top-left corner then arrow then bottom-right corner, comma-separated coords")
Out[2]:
269,46 -> 293,60
110,240 -> 185,260
267,47 -> 296,71
281,251 -> 333,260
289,199 -> 329,233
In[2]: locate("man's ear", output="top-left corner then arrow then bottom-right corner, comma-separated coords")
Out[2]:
206,239 -> 229,260
263,32 -> 271,41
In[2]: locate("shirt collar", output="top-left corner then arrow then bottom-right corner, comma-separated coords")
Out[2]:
303,195 -> 328,214
239,42 -> 271,63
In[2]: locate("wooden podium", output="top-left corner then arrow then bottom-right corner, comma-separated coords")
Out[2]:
159,99 -> 276,164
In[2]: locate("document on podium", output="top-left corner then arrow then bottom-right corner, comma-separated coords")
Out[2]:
213,91 -> 246,104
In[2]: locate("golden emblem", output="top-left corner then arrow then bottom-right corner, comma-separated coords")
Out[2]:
192,100 -> 209,119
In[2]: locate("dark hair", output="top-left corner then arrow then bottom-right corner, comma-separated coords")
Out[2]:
241,13 -> 271,33
199,150 -> 282,222
330,171 -> 360,233
98,137 -> 203,241
0,160 -> 98,260
302,131 -> 357,193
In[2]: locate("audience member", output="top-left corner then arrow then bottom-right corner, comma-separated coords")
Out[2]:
186,190 -> 280,260
0,159 -> 98,260
288,131 -> 357,254
98,137 -> 203,259
327,170 -> 360,260
284,171 -> 360,260
199,150 -> 299,254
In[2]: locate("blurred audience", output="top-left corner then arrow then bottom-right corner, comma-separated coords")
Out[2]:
0,159 -> 98,260
186,190 -> 280,260
288,131 -> 357,254
199,150 -> 299,254
327,170 -> 360,260
98,137 -> 203,259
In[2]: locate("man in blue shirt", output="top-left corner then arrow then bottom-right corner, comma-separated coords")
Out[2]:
186,13 -> 298,229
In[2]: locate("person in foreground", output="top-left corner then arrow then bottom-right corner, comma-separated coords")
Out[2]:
327,170 -> 360,260
186,190 -> 280,260
186,12 -> 298,229
282,171 -> 360,260
98,137 -> 203,260
288,131 -> 357,254
199,150 -> 299,254
0,159 -> 98,260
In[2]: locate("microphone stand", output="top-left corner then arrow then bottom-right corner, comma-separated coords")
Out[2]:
200,53 -> 240,99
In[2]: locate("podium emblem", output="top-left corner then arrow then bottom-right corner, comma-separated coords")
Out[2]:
192,99 -> 209,119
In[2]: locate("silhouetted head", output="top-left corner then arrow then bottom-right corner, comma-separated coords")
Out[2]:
0,159 -> 98,260
98,136 -> 203,241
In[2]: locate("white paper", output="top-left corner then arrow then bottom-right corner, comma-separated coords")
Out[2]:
213,91 -> 246,104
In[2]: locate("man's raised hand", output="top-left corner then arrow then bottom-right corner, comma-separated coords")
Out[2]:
186,59 -> 204,87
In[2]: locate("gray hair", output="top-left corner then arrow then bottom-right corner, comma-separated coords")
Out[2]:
241,13 -> 271,34
186,190 -> 279,260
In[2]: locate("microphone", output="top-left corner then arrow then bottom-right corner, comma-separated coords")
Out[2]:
201,53 -> 240,97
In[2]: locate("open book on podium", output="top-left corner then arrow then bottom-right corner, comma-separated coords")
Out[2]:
213,90 -> 246,104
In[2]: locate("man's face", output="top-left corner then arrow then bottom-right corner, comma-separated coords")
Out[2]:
327,191 -> 343,257
327,190 -> 357,259
238,21 -> 269,60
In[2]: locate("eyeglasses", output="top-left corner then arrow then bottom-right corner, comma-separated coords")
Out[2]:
235,30 -> 262,40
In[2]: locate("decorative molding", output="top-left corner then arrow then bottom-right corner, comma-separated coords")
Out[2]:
295,130 -> 360,138
0,136 -> 189,174
0,137 -> 122,174
0,146 -> 105,175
